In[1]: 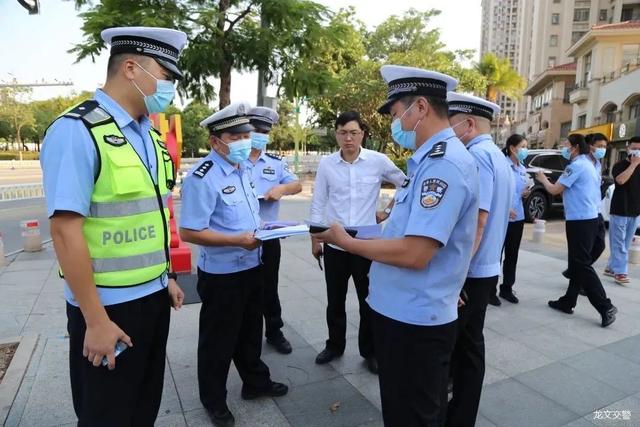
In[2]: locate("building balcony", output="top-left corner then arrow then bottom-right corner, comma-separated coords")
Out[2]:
569,86 -> 589,104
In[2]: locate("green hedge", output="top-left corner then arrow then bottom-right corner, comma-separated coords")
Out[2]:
0,151 -> 40,160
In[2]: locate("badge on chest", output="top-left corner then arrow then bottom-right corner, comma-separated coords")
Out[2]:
222,186 -> 236,194
262,167 -> 276,175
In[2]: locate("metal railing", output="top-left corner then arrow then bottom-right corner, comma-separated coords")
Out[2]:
0,183 -> 44,201
601,58 -> 640,84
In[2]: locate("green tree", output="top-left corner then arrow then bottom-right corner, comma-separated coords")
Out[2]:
180,101 -> 212,157
475,53 -> 526,103
72,0 -> 337,109
0,83 -> 35,151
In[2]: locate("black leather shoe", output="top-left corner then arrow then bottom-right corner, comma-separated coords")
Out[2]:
241,381 -> 289,400
315,347 -> 342,364
267,335 -> 292,354
499,289 -> 519,304
365,357 -> 378,375
207,406 -> 235,427
562,269 -> 570,279
601,306 -> 618,328
548,299 -> 573,314
488,294 -> 502,306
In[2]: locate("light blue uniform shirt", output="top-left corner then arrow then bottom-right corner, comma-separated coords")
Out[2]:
40,89 -> 167,307
508,159 -> 528,222
180,150 -> 262,274
559,154 -> 600,221
466,135 -> 514,278
367,128 -> 479,326
244,151 -> 297,222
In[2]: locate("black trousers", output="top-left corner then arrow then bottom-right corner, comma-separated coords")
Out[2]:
501,220 -> 525,289
261,239 -> 284,340
372,309 -> 456,427
197,267 -> 271,411
446,276 -> 497,427
323,243 -> 374,358
558,219 -> 613,314
67,288 -> 170,427
565,214 -> 606,276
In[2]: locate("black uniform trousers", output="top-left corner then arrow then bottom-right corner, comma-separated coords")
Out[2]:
323,243 -> 374,358
67,288 -> 170,427
446,276 -> 497,427
565,214 -> 606,276
261,238 -> 285,340
558,219 -> 613,314
501,220 -> 525,290
197,267 -> 271,412
372,309 -> 456,427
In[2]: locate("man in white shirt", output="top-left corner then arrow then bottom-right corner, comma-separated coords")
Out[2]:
310,111 -> 407,374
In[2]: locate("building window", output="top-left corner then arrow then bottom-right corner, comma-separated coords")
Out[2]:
551,13 -> 560,24
578,114 -> 587,129
550,35 -> 558,46
553,0 -> 561,3
548,56 -> 557,67
599,9 -> 607,21
563,86 -> 572,103
630,99 -> 640,120
622,5 -> 640,21
574,8 -> 590,22
560,121 -> 572,138
622,44 -> 640,67
571,31 -> 586,44
583,52 -> 592,84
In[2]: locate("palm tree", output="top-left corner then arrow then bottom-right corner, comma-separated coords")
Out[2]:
475,53 -> 526,103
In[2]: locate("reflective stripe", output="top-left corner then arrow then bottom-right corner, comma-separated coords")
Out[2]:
89,193 -> 170,218
92,249 -> 167,273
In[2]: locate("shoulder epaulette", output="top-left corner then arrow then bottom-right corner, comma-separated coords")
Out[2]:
193,160 -> 214,178
265,152 -> 283,161
63,100 -> 112,127
428,141 -> 447,158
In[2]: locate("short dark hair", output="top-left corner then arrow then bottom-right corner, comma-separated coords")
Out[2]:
586,132 -> 608,145
399,96 -> 448,119
567,133 -> 590,155
106,53 -> 148,78
335,111 -> 365,130
629,136 -> 640,144
502,133 -> 526,156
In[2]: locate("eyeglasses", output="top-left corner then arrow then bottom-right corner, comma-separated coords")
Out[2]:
336,130 -> 362,138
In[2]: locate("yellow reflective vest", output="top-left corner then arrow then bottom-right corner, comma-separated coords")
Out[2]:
56,100 -> 174,287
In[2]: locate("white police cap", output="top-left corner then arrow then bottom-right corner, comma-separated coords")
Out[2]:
378,65 -> 458,114
101,26 -> 187,79
200,102 -> 255,134
447,92 -> 501,121
248,107 -> 279,131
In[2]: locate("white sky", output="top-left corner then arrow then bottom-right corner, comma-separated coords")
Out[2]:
0,0 -> 481,106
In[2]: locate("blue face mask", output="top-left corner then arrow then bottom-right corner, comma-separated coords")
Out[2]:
594,147 -> 606,159
250,132 -> 269,150
225,138 -> 252,164
132,62 -> 175,114
391,102 -> 421,150
516,147 -> 528,162
561,146 -> 572,160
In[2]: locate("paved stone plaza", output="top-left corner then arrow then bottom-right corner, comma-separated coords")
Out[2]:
2,198 -> 640,426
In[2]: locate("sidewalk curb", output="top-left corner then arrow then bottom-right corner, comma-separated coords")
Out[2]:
0,335 -> 39,426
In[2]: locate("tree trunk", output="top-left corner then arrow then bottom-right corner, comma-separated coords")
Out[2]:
217,0 -> 231,109
219,56 -> 232,109
486,86 -> 499,103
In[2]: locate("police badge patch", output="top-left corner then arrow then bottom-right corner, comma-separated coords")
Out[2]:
103,135 -> 126,146
563,167 -> 572,177
222,186 -> 236,194
421,178 -> 448,209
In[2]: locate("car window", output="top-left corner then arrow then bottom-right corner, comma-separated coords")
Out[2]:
536,155 -> 566,171
527,155 -> 541,167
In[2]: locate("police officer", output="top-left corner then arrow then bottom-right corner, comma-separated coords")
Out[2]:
179,102 -> 288,427
445,93 -> 514,427
244,107 -> 302,354
537,134 -> 617,327
40,27 -> 186,425
313,65 -> 479,426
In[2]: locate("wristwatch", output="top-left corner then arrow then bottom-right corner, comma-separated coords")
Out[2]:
384,207 -> 392,216
167,272 -> 178,281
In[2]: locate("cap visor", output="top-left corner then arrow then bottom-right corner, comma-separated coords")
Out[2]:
377,99 -> 395,115
250,121 -> 272,132
223,123 -> 255,134
154,57 -> 183,80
